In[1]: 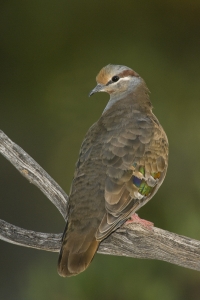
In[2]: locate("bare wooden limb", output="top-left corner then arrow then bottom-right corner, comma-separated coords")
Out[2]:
0,130 -> 68,220
98,224 -> 200,271
1,217 -> 200,272
0,218 -> 62,252
0,129 -> 200,272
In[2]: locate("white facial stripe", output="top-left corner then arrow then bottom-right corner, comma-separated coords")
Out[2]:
111,76 -> 131,84
119,76 -> 132,81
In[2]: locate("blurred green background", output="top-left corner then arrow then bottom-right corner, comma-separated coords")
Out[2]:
1,0 -> 200,299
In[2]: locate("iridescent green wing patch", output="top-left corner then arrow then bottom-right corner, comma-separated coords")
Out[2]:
132,166 -> 161,197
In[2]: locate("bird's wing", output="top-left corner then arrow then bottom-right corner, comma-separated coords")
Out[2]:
96,113 -> 168,240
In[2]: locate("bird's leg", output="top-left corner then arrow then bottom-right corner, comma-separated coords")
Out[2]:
125,213 -> 154,229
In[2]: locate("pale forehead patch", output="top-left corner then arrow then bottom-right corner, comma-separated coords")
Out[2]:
96,64 -> 139,84
96,66 -> 111,84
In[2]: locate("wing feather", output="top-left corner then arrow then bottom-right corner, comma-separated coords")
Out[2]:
96,113 -> 168,240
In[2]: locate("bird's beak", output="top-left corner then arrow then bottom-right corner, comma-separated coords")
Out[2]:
89,84 -> 105,97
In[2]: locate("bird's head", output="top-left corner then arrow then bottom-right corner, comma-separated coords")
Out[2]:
89,64 -> 141,97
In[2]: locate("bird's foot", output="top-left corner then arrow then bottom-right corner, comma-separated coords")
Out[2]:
125,213 -> 154,230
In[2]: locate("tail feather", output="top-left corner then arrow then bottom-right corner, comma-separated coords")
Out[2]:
58,236 -> 99,277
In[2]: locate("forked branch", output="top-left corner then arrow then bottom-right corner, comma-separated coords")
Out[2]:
0,130 -> 200,271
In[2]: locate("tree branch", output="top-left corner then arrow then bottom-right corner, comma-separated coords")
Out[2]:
0,130 -> 68,220
0,130 -> 200,272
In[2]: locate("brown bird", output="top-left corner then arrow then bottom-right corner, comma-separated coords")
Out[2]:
57,64 -> 168,277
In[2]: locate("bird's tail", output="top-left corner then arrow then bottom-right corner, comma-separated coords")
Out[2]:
57,230 -> 100,277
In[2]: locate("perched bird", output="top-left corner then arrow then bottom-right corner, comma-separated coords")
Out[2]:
58,64 -> 168,277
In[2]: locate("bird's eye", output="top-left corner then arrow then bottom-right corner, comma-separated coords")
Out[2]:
112,76 -> 119,82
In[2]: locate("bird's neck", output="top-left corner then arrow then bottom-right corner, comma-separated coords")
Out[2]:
102,80 -> 152,114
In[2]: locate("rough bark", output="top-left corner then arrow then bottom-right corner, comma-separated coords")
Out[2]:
0,130 -> 200,272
